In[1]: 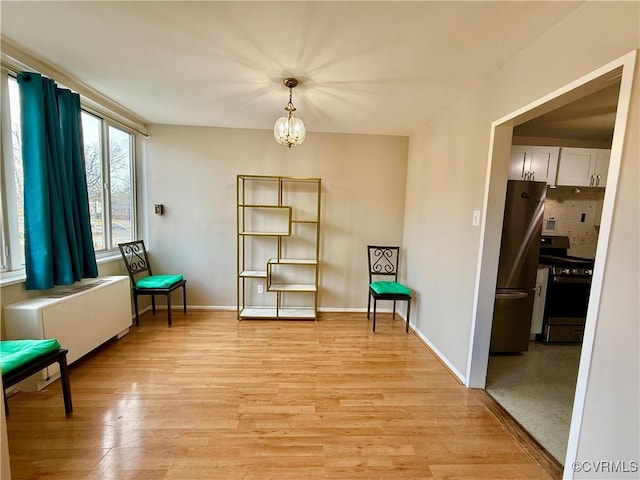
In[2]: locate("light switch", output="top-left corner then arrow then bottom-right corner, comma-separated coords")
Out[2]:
472,210 -> 481,227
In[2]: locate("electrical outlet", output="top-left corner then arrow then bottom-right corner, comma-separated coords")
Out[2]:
257,284 -> 264,294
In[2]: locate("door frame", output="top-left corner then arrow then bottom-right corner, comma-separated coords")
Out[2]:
465,49 -> 637,476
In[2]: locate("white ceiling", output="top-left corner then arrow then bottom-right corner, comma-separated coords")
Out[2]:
1,1 -> 583,136
513,82 -> 620,142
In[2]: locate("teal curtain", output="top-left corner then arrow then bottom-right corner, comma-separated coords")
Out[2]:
18,72 -> 98,290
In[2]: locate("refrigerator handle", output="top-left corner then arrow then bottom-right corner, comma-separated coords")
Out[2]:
495,290 -> 529,300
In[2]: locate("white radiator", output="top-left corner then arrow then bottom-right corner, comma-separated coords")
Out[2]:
3,275 -> 132,391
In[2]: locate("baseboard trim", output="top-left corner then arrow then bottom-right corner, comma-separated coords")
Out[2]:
410,327 -> 466,384
472,388 -> 563,480
319,307 -> 366,313
143,305 -> 235,311
318,307 -> 396,313
142,307 -> 399,315
180,305 -> 236,311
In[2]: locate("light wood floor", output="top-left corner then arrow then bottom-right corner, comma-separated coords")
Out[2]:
6,310 -> 556,479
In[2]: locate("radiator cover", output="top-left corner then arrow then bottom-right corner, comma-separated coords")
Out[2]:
3,276 -> 132,390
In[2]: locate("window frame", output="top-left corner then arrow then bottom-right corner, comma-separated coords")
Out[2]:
105,119 -> 137,252
81,107 -> 138,257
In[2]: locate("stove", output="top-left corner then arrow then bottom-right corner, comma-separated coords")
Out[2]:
538,236 -> 594,343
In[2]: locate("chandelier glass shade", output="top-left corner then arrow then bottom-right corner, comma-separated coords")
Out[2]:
274,78 -> 306,148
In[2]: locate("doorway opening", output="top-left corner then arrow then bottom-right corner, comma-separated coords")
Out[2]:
485,77 -> 621,463
466,50 -> 636,474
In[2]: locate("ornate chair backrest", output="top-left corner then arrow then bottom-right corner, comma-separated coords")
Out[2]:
367,245 -> 400,284
118,241 -> 153,283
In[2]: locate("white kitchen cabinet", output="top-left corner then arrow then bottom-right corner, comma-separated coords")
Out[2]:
509,145 -> 560,185
594,149 -> 610,186
556,147 -> 610,187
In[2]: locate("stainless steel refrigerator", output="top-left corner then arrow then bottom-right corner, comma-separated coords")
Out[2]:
489,180 -> 546,353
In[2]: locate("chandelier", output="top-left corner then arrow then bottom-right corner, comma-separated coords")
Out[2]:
274,78 -> 306,148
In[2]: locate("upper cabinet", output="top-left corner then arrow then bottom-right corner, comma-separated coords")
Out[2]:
556,147 -> 610,187
509,145 -> 560,186
594,149 -> 611,186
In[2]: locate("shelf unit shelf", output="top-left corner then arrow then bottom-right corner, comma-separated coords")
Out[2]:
239,270 -> 267,278
238,232 -> 290,237
268,284 -> 317,292
268,258 -> 318,265
239,307 -> 316,320
237,174 -> 321,321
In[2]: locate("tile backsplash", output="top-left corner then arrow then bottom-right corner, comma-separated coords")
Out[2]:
543,187 -> 605,259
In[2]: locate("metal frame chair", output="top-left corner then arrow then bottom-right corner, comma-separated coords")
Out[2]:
118,240 -> 187,326
2,346 -> 72,417
367,245 -> 412,333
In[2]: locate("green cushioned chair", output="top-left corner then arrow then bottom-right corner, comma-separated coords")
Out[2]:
367,245 -> 412,333
119,240 -> 187,326
1,339 -> 73,417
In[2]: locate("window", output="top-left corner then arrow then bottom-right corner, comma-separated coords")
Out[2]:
82,111 -> 135,251
107,124 -> 134,246
1,73 -> 26,272
1,70 -> 137,274
81,112 -> 136,251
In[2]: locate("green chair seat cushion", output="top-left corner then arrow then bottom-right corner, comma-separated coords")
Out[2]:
136,274 -> 184,289
370,281 -> 411,296
0,339 -> 62,375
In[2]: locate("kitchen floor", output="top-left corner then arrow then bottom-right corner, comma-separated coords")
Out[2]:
485,341 -> 582,464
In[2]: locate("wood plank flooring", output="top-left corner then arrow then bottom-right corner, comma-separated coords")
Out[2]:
5,311 -> 556,479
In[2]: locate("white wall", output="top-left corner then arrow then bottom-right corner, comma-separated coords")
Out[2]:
402,0 -> 639,473
144,125 -> 408,310
404,113 -> 488,374
574,61 -> 639,479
